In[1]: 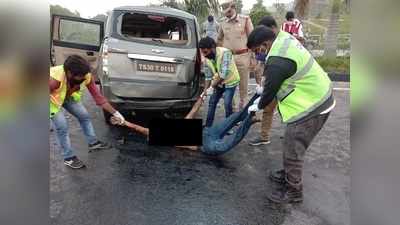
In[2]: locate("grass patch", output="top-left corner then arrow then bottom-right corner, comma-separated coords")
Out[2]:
316,56 -> 350,74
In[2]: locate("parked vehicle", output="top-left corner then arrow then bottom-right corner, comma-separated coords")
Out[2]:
51,6 -> 203,121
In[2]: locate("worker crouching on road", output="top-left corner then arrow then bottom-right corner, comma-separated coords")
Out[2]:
199,37 -> 240,128
247,26 -> 336,204
50,55 -> 125,169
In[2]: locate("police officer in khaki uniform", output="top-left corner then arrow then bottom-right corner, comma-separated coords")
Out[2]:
218,0 -> 254,110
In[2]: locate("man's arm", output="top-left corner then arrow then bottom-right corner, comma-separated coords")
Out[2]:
49,77 -> 60,93
296,23 -> 305,44
257,57 -> 297,109
203,64 -> 213,90
124,121 -> 149,137
219,50 -> 232,80
245,16 -> 254,37
298,23 -> 304,38
86,76 -> 117,114
111,116 -> 149,137
185,97 -> 204,119
211,50 -> 233,88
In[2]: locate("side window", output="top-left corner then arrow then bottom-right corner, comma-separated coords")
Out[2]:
59,19 -> 101,46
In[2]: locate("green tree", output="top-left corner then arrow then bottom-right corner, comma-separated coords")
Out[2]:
234,0 -> 243,14
184,0 -> 209,22
162,0 -> 181,9
91,14 -> 108,30
207,0 -> 221,18
91,14 -> 107,23
249,0 -> 270,26
50,4 -> 80,17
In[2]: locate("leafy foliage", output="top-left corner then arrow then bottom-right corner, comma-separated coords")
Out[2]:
162,0 -> 181,9
234,0 -> 243,14
207,0 -> 220,17
50,4 -> 79,17
316,56 -> 349,73
184,0 -> 209,20
249,0 -> 270,26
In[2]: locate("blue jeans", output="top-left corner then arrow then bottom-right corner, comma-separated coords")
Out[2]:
202,94 -> 259,155
51,98 -> 97,159
205,85 -> 236,127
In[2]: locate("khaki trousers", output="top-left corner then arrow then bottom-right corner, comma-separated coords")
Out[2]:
260,100 -> 277,140
233,52 -> 251,111
254,61 -> 276,141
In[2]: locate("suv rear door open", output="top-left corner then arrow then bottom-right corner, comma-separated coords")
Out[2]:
51,14 -> 104,74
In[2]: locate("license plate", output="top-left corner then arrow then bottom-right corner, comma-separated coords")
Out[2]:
137,61 -> 177,74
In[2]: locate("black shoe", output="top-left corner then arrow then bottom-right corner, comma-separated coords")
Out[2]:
249,137 -> 271,146
268,182 -> 303,204
64,156 -> 85,169
88,140 -> 110,152
269,169 -> 286,184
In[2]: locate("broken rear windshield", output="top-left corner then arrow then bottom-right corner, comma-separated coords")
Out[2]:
114,12 -> 193,47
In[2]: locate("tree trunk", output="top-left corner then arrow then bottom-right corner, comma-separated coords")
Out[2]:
324,0 -> 340,57
295,0 -> 310,20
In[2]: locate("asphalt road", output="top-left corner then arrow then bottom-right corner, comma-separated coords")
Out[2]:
50,82 -> 350,225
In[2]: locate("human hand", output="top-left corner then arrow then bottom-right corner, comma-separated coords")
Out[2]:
248,104 -> 260,113
206,87 -> 214,95
112,111 -> 125,125
200,91 -> 207,101
254,97 -> 261,105
256,84 -> 264,95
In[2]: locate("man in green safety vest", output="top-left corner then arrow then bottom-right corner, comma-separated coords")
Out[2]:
199,37 -> 240,128
50,55 -> 125,169
247,26 -> 336,204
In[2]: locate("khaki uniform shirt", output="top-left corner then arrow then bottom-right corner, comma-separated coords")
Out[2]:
217,14 -> 254,52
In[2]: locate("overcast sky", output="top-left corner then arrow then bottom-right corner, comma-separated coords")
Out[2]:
49,0 -> 293,18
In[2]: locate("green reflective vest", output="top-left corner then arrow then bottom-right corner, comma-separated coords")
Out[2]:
267,31 -> 332,123
49,65 -> 91,118
205,47 -> 240,88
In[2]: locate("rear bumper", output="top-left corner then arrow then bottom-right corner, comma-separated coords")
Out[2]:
112,98 -> 198,111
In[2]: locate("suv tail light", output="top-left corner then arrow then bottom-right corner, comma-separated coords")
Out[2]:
102,38 -> 109,75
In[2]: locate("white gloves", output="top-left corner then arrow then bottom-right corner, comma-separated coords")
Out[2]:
206,87 -> 214,95
256,84 -> 264,95
248,97 -> 261,113
200,91 -> 207,101
112,111 -> 125,125
248,105 -> 260,113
